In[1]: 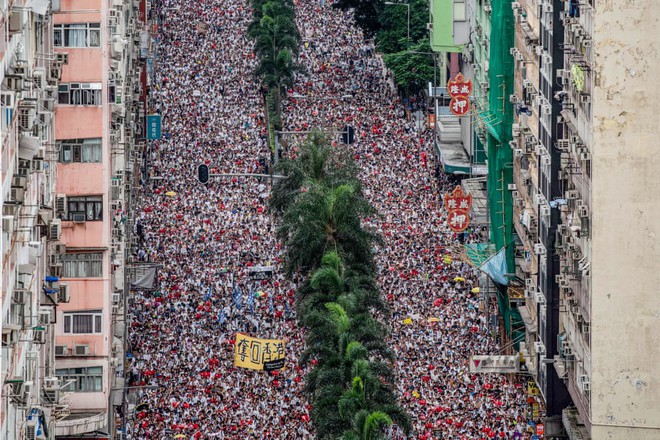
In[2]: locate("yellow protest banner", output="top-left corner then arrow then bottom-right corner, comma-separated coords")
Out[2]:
234,333 -> 286,371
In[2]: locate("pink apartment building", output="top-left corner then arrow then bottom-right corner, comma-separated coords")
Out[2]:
52,0 -> 143,438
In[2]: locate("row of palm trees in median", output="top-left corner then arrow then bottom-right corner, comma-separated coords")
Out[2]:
270,131 -> 411,439
249,0 -> 300,133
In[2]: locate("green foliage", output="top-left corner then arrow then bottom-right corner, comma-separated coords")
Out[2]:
272,131 -> 410,438
249,0 -> 301,130
383,41 -> 435,94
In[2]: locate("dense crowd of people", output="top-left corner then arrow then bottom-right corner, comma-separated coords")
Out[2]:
127,0 -> 539,438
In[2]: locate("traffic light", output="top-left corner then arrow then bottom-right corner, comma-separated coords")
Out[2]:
197,164 -> 209,184
342,124 -> 355,145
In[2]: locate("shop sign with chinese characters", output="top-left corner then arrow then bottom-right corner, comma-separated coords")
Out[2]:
444,185 -> 472,232
447,73 -> 473,117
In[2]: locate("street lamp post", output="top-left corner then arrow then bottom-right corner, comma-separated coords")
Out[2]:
384,1 -> 410,49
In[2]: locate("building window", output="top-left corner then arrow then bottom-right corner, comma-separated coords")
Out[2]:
63,196 -> 103,221
53,23 -> 101,48
63,311 -> 103,334
56,366 -> 103,392
62,253 -> 103,278
58,83 -> 103,106
59,138 -> 102,163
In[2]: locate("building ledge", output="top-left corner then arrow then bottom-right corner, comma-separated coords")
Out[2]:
55,411 -> 107,437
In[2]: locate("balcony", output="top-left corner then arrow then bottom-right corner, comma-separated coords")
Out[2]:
55,411 -> 107,437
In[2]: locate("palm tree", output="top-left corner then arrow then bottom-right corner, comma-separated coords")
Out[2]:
249,0 -> 300,127
270,130 -> 360,216
302,303 -> 405,437
296,251 -> 386,318
277,182 -> 376,275
340,410 -> 393,440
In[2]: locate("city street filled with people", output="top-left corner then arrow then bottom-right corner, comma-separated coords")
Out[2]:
127,0 -> 535,438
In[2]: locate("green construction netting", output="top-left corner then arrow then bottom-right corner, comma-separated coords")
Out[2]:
487,0 -> 516,335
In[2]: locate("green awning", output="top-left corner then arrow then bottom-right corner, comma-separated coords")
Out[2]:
478,110 -> 502,144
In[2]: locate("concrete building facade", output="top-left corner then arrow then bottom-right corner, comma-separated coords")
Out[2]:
50,0 -> 142,438
2,1 -> 64,439
508,0 -> 660,438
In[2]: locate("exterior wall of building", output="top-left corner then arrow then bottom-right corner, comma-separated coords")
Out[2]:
1,2 -> 62,439
589,1 -> 660,438
430,0 -> 465,52
50,0 -> 143,437
510,0 -> 544,388
53,0 -> 112,429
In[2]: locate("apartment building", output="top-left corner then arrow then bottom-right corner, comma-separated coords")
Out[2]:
1,1 -> 65,439
431,0 -> 660,437
50,0 -> 142,438
508,0 -> 660,438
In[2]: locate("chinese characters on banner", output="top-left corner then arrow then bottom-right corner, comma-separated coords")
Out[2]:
444,185 -> 472,232
447,72 -> 473,117
234,333 -> 286,371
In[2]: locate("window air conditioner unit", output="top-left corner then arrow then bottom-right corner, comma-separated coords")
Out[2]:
58,284 -> 70,303
39,309 -> 52,325
49,219 -> 61,241
511,2 -> 521,10
2,215 -> 14,235
535,45 -> 543,56
508,183 -> 517,191
540,205 -> 550,217
580,93 -> 591,104
566,190 -> 579,200
13,289 -> 27,304
542,104 -> 552,115
578,206 -> 589,217
579,375 -> 590,391
33,330 -> 46,344
534,291 -> 546,305
12,175 -> 28,189
56,52 -> 69,65
55,195 -> 67,213
484,5 -> 492,13
55,345 -> 68,356
43,377 -> 60,404
11,187 -> 25,204
534,243 -> 546,255
534,193 -> 546,205
534,341 -> 546,353
426,22 -> 433,31
74,345 -> 90,356
72,213 -> 86,223
509,94 -> 519,104
512,123 -> 520,136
